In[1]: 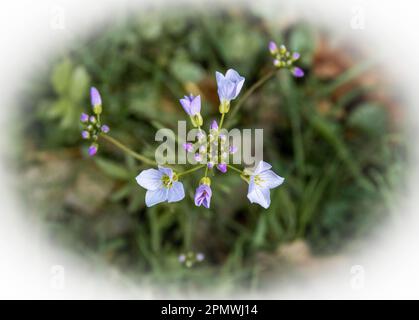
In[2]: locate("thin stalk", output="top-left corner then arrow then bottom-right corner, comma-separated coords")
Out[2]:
219,113 -> 226,130
100,134 -> 156,166
227,164 -> 243,174
177,165 -> 206,177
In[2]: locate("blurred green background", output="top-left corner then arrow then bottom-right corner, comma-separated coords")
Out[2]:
16,8 -> 406,294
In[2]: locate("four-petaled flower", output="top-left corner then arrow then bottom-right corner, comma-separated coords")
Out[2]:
180,94 -> 203,127
194,183 -> 212,208
245,161 -> 285,209
136,166 -> 185,207
180,94 -> 201,116
216,69 -> 245,113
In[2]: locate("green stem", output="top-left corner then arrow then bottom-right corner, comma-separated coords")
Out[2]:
177,165 -> 206,177
227,164 -> 243,174
100,134 -> 156,166
219,113 -> 226,130
226,69 -> 276,127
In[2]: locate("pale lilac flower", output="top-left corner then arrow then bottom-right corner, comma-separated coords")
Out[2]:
136,166 -> 185,207
292,52 -> 300,60
90,87 -> 101,106
217,163 -> 227,173
210,120 -> 219,131
207,161 -> 214,169
194,184 -> 212,208
196,253 -> 205,262
101,125 -> 110,133
215,69 -> 245,103
88,145 -> 98,157
81,130 -> 89,139
179,94 -> 201,116
246,161 -> 284,209
80,113 -> 89,123
183,143 -> 194,153
229,145 -> 238,154
269,41 -> 278,55
292,67 -> 304,78
194,153 -> 203,162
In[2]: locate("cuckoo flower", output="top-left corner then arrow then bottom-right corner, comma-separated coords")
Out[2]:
245,161 -> 284,209
136,166 -> 185,207
80,87 -> 110,156
180,94 -> 202,127
216,69 -> 245,113
194,179 -> 212,208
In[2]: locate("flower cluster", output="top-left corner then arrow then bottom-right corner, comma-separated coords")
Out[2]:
80,87 -> 110,156
178,252 -> 205,268
136,67 -> 284,209
269,41 -> 304,78
81,42 -> 296,209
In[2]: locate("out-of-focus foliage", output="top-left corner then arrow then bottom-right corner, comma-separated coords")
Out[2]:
16,9 -> 406,294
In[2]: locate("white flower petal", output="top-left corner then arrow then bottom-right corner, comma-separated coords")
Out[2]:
136,169 -> 163,191
145,188 -> 168,207
190,95 -> 201,115
158,166 -> 173,179
254,161 -> 272,175
233,78 -> 245,99
167,182 -> 185,203
247,180 -> 271,209
258,170 -> 285,189
215,71 -> 225,86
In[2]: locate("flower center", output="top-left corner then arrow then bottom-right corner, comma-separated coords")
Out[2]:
254,175 -> 265,187
161,175 -> 173,188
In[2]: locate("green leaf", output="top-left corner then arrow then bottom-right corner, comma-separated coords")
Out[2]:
170,52 -> 205,83
51,58 -> 73,95
348,103 -> 388,136
94,157 -> 132,180
69,66 -> 90,102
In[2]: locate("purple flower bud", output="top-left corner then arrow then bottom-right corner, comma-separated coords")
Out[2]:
229,145 -> 238,154
178,254 -> 186,263
210,120 -> 219,130
207,162 -> 214,169
89,116 -> 96,123
183,143 -> 194,153
80,113 -> 89,123
81,130 -> 89,139
196,253 -> 205,262
90,87 -> 102,106
199,145 -> 206,153
179,94 -> 201,116
217,163 -> 227,173
273,59 -> 281,67
194,153 -> 203,162
292,52 -> 300,60
88,145 -> 98,157
292,67 -> 304,78
194,184 -> 212,208
269,41 -> 278,54
101,125 -> 110,133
